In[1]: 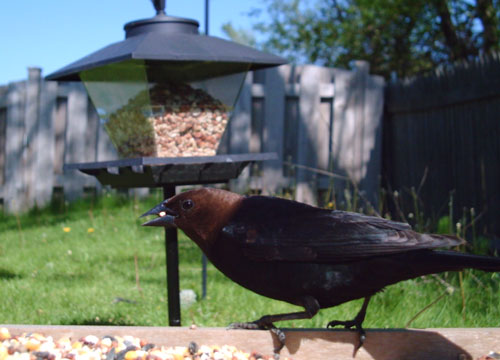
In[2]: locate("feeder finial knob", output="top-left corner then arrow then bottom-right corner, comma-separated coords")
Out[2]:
151,0 -> 166,15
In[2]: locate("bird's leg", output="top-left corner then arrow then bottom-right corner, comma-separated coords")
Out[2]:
228,297 -> 319,355
327,296 -> 371,354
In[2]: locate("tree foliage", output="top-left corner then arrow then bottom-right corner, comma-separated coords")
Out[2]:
221,23 -> 257,48
231,0 -> 500,78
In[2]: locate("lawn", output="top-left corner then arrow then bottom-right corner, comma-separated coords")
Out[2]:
1,191 -> 500,329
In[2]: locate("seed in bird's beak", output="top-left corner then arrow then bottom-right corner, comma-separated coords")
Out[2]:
159,211 -> 166,217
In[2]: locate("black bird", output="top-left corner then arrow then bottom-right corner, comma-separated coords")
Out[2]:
142,188 -> 500,352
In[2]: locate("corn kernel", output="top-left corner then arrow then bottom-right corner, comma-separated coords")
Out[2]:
0,328 -> 10,341
0,344 -> 8,360
124,350 -> 138,360
25,339 -> 40,351
31,334 -> 45,341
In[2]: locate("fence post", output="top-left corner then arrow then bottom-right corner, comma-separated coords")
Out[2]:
0,106 -> 6,191
24,67 -> 43,209
261,65 -> 286,195
4,81 -> 26,212
228,72 -> 252,192
34,79 -> 58,206
359,64 -> 384,208
295,65 -> 333,205
332,64 -> 361,186
63,83 -> 89,200
331,61 -> 383,209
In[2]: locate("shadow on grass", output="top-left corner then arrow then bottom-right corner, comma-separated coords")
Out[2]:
0,267 -> 22,280
64,318 -> 136,326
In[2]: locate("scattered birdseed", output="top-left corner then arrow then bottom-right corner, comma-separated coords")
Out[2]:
0,328 -> 289,360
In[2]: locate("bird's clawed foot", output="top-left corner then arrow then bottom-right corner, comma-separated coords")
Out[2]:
227,300 -> 319,359
228,318 -> 286,357
327,318 -> 366,354
326,296 -> 371,356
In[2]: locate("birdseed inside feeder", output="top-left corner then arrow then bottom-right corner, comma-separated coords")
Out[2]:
80,63 -> 243,158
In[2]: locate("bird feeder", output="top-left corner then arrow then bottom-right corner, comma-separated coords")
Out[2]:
46,0 -> 286,158
47,0 -> 285,328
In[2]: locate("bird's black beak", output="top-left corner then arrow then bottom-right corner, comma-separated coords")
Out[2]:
140,201 -> 178,227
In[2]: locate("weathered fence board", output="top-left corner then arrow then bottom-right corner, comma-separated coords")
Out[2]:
0,63 -> 384,212
331,62 -> 385,209
34,76 -> 57,207
63,83 -> 90,200
261,66 -> 287,196
0,107 -> 6,187
296,65 -> 333,204
226,73 -> 252,193
4,81 -> 26,212
23,68 -> 41,209
384,52 -> 500,238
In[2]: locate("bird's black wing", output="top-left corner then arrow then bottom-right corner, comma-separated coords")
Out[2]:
222,196 -> 462,263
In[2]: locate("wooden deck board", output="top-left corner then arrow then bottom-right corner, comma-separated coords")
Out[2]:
2,325 -> 499,359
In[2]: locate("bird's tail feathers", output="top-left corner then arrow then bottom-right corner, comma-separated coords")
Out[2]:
425,233 -> 464,248
429,250 -> 500,272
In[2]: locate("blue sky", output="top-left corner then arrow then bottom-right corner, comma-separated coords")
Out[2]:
0,1 -> 266,85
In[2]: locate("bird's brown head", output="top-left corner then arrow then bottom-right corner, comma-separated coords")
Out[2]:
141,188 -> 243,253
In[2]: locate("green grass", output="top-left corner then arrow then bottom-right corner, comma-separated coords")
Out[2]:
1,192 -> 500,329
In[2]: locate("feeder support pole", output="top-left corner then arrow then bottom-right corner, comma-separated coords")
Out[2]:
201,0 -> 210,300
205,0 -> 209,35
163,185 -> 181,326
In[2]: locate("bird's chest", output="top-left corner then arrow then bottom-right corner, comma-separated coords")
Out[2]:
207,232 -> 295,300
208,233 -> 271,283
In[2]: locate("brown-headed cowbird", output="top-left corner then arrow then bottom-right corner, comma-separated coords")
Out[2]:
141,188 -> 500,352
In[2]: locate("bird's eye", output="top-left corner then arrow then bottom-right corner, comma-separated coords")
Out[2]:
181,199 -> 194,211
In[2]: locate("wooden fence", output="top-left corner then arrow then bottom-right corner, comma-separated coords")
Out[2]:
0,62 -> 385,213
383,52 -> 500,238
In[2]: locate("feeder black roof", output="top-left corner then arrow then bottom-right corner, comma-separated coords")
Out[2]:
46,2 -> 286,82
